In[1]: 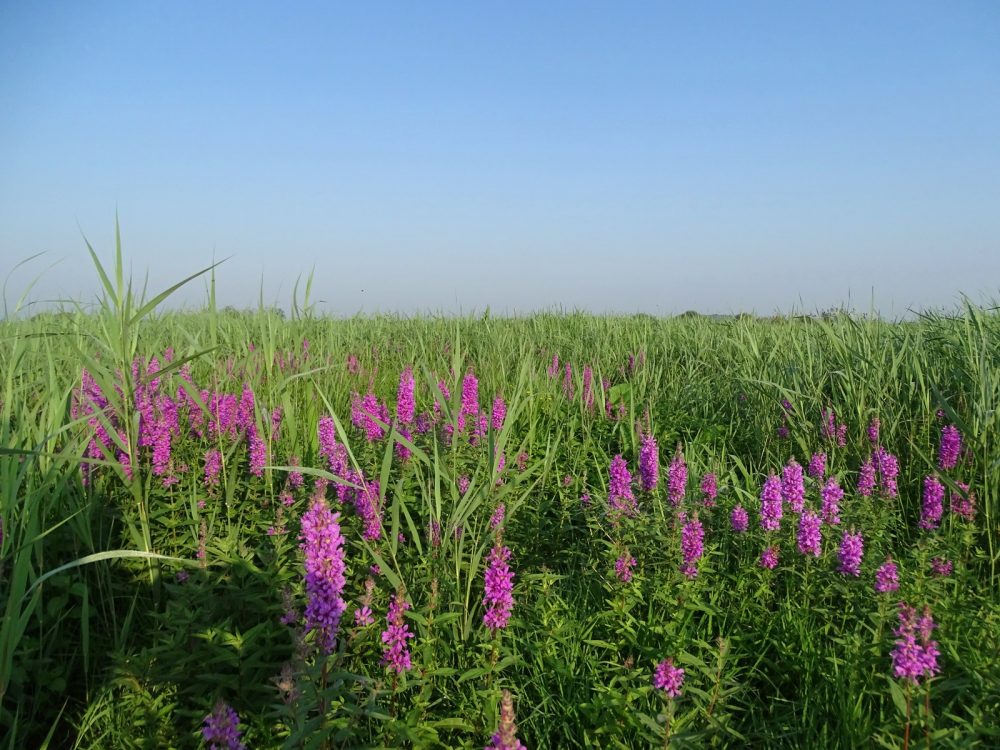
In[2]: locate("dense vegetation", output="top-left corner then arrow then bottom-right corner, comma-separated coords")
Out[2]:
1,251 -> 998,748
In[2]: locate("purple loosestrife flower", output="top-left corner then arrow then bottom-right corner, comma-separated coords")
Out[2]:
938,425 -> 962,471
202,699 -> 246,750
797,509 -> 822,557
563,362 -> 574,399
701,472 -> 718,505
873,446 -> 900,498
930,557 -> 953,577
607,455 -> 638,517
680,515 -> 705,578
730,505 -> 749,533
653,658 -> 685,699
300,498 -> 347,654
396,367 -> 416,425
582,365 -> 595,411
867,417 -> 880,445
483,545 -> 516,633
288,456 -> 303,489
821,476 -> 844,525
838,530 -> 864,576
355,478 -> 384,541
857,459 -> 876,497
458,475 -> 470,496
875,559 -> 900,593
461,371 -> 480,419
614,554 -> 637,583
920,476 -> 945,530
667,448 -> 687,506
381,590 -> 415,673
759,474 -> 783,531
318,416 -> 340,469
638,432 -> 659,492
547,353 -> 559,379
491,396 -> 507,431
490,503 -> 506,530
950,482 -> 976,521
891,603 -> 940,685
760,546 -> 779,569
485,690 -> 527,750
395,426 -> 413,462
204,449 -> 222,487
782,458 -> 806,513
351,392 -> 390,442
808,452 -> 827,479
247,426 -> 266,477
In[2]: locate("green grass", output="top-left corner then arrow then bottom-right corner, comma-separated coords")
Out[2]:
1,246 -> 998,748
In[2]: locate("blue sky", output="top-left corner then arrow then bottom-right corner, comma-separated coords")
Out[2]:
2,1 -> 998,316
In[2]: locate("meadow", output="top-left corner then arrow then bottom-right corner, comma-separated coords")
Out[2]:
1,251 -> 998,748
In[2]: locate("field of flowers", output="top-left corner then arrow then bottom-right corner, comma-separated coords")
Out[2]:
1,255 -> 999,748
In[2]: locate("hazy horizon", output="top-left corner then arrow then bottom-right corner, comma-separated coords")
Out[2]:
2,2 -> 999,317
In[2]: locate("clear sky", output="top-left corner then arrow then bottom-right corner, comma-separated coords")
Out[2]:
2,1 -> 998,316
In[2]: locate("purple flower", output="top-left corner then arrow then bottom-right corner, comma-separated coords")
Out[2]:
701,473 -> 718,504
667,449 -> 687,506
759,474 -> 783,531
354,478 -> 384,541
919,476 -> 945,530
873,446 -> 900,498
202,699 -> 246,750
821,408 -> 848,447
857,459 -> 876,497
300,498 -> 347,654
638,432 -> 659,492
867,417 -> 880,445
354,606 -> 374,627
797,509 -> 822,557
492,396 -> 507,431
582,365 -> 595,411
730,505 -> 749,533
547,353 -> 559,379
483,545 -> 516,633
351,392 -> 390,442
461,371 -> 480,420
652,658 -> 685,699
821,476 -> 844,525
204,449 -> 222,486
247,426 -> 266,477
950,482 -> 976,521
760,546 -> 779,569
563,362 -> 574,399
680,516 -> 704,578
485,689 -> 527,750
938,425 -> 962,471
458,475 -> 470,495
608,455 -> 638,517
891,603 -> 940,685
318,416 -> 349,477
490,503 -> 506,530
381,590 -> 415,673
930,557 -> 953,577
875,559 -> 899,593
808,452 -> 827,479
614,554 -> 637,583
781,458 -> 805,513
396,367 -> 416,425
838,530 -> 864,576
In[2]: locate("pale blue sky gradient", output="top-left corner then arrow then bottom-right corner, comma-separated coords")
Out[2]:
2,1 -> 999,315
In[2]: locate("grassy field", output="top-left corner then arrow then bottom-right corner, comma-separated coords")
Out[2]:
1,252 -> 998,748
